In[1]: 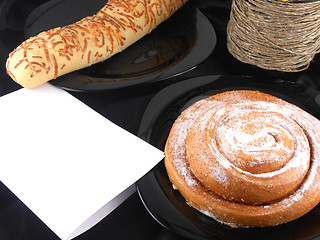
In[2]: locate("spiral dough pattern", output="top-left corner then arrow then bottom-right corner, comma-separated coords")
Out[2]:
164,90 -> 320,227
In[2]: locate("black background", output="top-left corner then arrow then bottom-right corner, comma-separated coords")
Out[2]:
0,1 -> 232,239
1,1 -> 320,240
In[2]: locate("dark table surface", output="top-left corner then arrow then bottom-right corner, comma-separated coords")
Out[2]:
1,0 -> 320,240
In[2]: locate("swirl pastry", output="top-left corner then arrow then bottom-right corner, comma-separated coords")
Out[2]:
6,0 -> 187,88
164,90 -> 320,227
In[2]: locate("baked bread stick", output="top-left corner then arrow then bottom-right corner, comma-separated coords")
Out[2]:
6,0 -> 187,88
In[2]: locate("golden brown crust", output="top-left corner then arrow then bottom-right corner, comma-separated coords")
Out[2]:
164,90 -> 320,227
6,0 -> 187,88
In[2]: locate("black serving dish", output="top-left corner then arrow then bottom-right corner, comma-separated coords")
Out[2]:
24,0 -> 216,91
137,74 -> 320,240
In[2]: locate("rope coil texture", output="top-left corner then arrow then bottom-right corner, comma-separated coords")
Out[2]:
227,0 -> 320,72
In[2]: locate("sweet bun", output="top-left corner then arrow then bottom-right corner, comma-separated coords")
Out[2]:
164,90 -> 320,227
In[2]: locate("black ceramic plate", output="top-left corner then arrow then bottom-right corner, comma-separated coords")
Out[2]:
24,0 -> 216,91
137,74 -> 320,240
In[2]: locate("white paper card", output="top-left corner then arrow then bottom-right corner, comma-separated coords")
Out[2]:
0,83 -> 164,240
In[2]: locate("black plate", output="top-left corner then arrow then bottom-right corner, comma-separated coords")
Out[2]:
24,0 -> 216,92
137,74 -> 320,240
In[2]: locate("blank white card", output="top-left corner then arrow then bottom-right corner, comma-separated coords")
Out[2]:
0,83 -> 164,239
